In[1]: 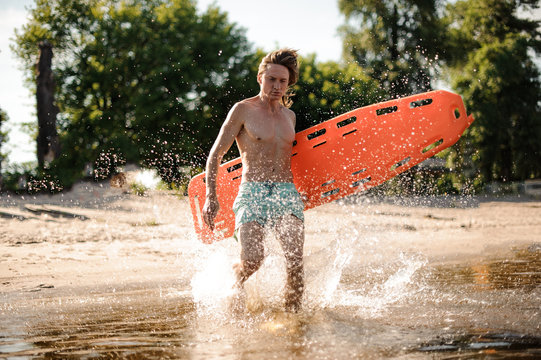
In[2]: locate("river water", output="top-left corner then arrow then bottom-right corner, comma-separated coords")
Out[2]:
1,197 -> 540,359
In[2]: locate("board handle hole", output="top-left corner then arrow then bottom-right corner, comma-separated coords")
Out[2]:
227,163 -> 242,173
409,98 -> 433,108
351,177 -> 371,187
454,108 -> 461,119
376,105 -> 398,116
337,116 -> 357,128
321,179 -> 336,187
422,139 -> 444,154
308,128 -> 326,140
352,168 -> 367,176
322,188 -> 340,198
390,157 -> 411,171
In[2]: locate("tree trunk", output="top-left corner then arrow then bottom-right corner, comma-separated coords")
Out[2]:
36,40 -> 60,169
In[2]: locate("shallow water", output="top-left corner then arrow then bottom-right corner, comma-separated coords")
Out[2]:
1,230 -> 541,359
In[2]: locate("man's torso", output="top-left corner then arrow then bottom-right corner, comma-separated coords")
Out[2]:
234,97 -> 296,183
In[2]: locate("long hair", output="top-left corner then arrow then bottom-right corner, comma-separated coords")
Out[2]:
257,48 -> 299,108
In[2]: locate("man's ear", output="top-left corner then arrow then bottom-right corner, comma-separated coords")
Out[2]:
257,73 -> 262,84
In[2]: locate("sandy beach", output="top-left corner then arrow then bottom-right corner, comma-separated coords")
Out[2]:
1,178 -> 540,358
2,179 -> 540,294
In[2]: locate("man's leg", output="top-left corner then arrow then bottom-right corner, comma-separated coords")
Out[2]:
234,221 -> 265,288
275,215 -> 305,312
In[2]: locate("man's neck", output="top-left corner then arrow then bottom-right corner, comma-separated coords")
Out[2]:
258,93 -> 282,113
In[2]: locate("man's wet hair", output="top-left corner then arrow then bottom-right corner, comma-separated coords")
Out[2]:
258,48 -> 299,107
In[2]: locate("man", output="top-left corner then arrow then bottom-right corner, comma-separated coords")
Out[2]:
202,49 -> 305,312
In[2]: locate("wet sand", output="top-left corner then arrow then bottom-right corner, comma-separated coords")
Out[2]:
1,180 -> 540,358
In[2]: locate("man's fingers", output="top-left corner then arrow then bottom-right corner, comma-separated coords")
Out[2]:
202,205 -> 218,230
206,212 -> 215,230
203,212 -> 214,230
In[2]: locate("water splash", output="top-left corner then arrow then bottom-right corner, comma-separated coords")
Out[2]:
304,235 -> 354,308
190,224 -> 426,321
190,246 -> 237,318
134,169 -> 161,189
338,254 -> 427,317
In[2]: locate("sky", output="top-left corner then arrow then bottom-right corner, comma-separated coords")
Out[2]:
0,0 -> 344,165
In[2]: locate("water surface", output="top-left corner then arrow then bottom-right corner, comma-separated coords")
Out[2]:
1,206 -> 540,359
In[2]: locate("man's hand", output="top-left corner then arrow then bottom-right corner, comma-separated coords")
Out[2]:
202,195 -> 220,230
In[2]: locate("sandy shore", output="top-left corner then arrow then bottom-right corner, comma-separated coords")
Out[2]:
1,179 -> 540,299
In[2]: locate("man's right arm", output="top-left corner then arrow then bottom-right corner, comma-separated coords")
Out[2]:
202,103 -> 244,230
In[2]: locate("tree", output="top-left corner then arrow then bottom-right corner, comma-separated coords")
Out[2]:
13,0 -> 257,186
444,0 -> 541,182
338,0 -> 445,99
0,107 -> 8,190
36,40 -> 61,169
292,54 -> 384,131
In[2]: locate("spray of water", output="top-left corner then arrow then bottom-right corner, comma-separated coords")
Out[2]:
189,222 -> 427,321
338,253 -> 427,317
134,169 -> 162,190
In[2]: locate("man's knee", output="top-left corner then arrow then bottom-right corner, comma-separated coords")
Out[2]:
243,250 -> 265,270
283,246 -> 303,268
278,214 -> 304,234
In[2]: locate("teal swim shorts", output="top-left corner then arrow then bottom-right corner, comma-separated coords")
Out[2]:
232,182 -> 305,230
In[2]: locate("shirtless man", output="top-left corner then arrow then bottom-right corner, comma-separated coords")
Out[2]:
202,49 -> 305,312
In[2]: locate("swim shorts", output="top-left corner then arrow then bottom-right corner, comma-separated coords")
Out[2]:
232,182 -> 305,230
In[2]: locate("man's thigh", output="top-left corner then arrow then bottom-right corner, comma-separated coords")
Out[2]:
238,221 -> 265,262
275,215 -> 304,260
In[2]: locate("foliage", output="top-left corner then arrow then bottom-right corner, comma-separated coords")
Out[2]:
13,0 -> 257,188
292,55 -> 385,131
444,0 -> 541,182
338,0 -> 445,98
129,181 -> 148,196
0,108 -> 8,172
10,0 -> 541,194
93,147 -> 126,180
338,0 -> 541,186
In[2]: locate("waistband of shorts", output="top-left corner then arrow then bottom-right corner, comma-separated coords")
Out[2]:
239,181 -> 296,189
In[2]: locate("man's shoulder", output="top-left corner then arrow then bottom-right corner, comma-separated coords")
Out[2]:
282,106 -> 295,117
228,97 -> 259,119
281,106 -> 296,124
226,99 -> 247,119
232,97 -> 258,111
237,96 -> 260,108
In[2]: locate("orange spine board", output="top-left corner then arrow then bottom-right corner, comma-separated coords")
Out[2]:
188,90 -> 474,243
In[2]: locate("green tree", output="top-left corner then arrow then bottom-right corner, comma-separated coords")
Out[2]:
0,108 -> 8,188
292,55 -> 384,131
338,0 -> 445,98
13,0 -> 257,186
444,0 -> 541,183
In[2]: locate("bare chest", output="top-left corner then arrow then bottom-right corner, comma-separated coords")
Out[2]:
241,110 -> 295,145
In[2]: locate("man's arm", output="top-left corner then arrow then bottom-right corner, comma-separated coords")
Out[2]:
202,103 -> 244,230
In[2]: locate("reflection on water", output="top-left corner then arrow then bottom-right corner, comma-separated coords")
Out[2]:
432,244 -> 541,290
1,243 -> 540,359
1,290 -> 196,359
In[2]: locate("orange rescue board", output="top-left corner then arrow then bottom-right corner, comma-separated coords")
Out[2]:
188,90 -> 474,243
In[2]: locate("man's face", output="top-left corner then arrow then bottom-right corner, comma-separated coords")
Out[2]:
258,63 -> 290,101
